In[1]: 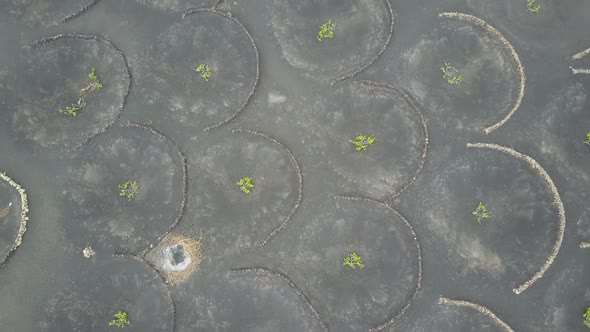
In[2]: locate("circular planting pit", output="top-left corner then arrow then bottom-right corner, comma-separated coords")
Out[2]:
269,198 -> 420,332
185,129 -> 299,254
172,273 -> 323,331
39,256 -> 173,331
420,148 -> 558,290
399,19 -> 519,133
58,124 -> 184,254
136,9 -> 258,131
303,82 -> 425,200
5,34 -> 130,155
269,0 -> 391,81
0,0 -> 97,26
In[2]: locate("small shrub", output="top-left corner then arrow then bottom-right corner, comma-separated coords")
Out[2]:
88,67 -> 103,88
236,177 -> 254,194
584,307 -> 590,328
118,180 -> 139,201
195,64 -> 212,81
59,67 -> 103,117
527,0 -> 541,13
350,135 -> 375,152
109,311 -> 130,328
472,202 -> 490,223
584,132 -> 590,145
441,62 -> 463,87
343,252 -> 364,269
317,19 -> 336,41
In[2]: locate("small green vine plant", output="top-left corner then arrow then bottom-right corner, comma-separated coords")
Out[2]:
441,62 -> 463,87
109,311 -> 130,328
527,0 -> 541,14
584,307 -> 590,328
59,67 -> 103,117
350,135 -> 375,152
317,19 -> 336,41
236,177 -> 254,194
472,202 -> 490,223
343,252 -> 365,269
195,64 -> 212,81
118,180 -> 139,201
584,132 -> 590,146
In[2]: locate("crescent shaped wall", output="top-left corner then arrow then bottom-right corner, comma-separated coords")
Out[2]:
439,12 -> 526,135
0,172 -> 29,269
466,143 -> 565,295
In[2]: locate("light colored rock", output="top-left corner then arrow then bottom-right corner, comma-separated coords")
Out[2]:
82,246 -> 95,258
